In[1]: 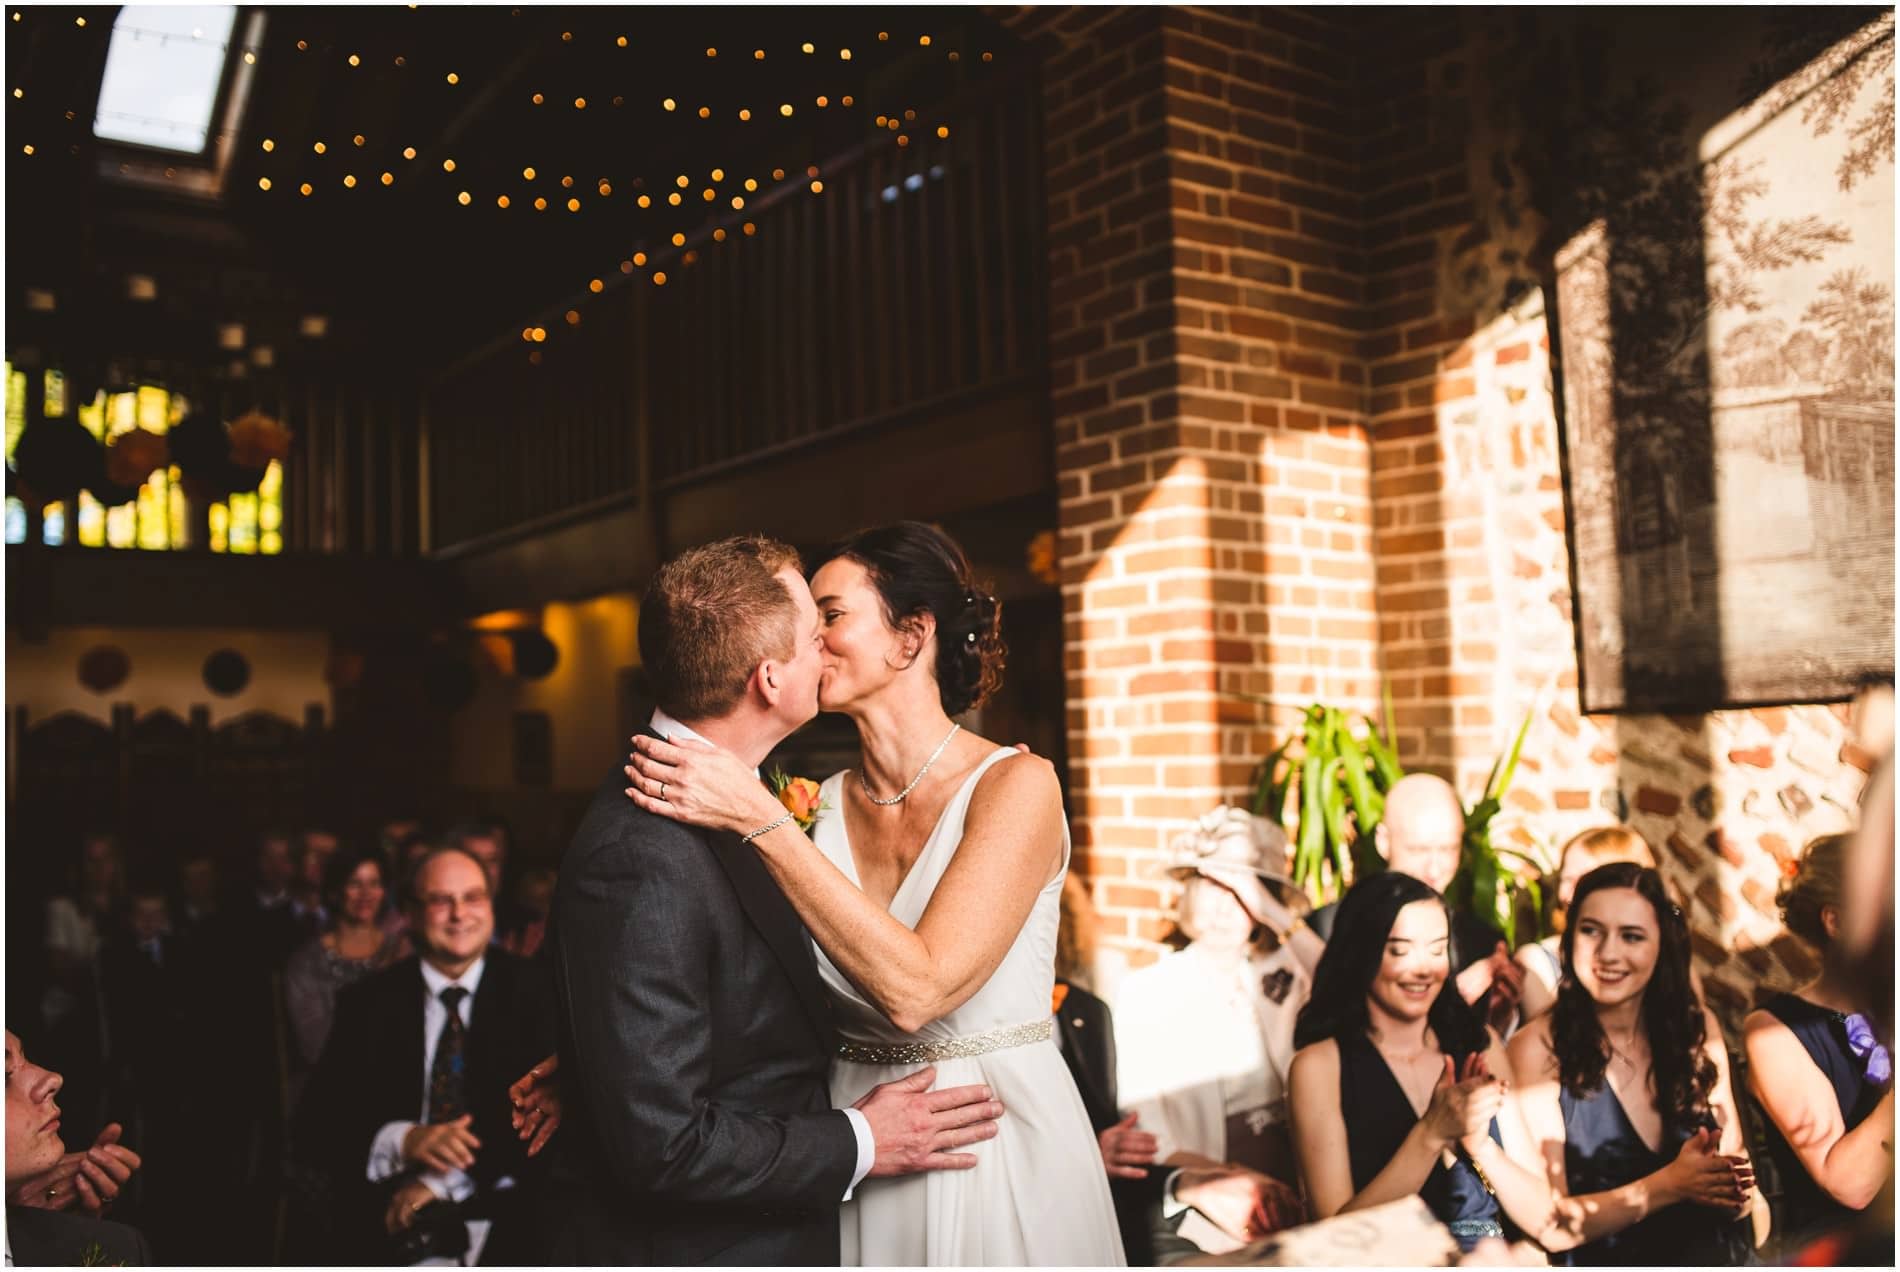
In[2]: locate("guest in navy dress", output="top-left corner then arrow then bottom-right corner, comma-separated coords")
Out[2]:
1743,833 -> 1894,1260
1288,872 -> 1554,1252
1508,863 -> 1758,1264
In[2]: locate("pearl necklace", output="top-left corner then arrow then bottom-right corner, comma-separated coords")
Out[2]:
859,723 -> 961,805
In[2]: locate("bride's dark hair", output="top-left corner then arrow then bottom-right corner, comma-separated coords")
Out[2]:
815,521 -> 1006,716
1552,862 -> 1715,1136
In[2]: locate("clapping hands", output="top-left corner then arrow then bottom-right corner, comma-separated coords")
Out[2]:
1423,1053 -> 1504,1154
10,1123 -> 141,1215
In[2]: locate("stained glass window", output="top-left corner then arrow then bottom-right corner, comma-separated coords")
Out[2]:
4,366 -> 282,553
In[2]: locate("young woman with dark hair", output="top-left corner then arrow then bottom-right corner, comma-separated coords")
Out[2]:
1743,834 -> 1894,1258
1287,871 -> 1554,1252
1507,862 -> 1758,1264
621,520 -> 1124,1265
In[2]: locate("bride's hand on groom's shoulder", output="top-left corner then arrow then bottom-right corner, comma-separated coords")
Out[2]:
624,734 -> 784,835
854,1065 -> 1004,1178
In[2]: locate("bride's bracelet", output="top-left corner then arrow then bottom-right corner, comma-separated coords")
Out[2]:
742,812 -> 795,846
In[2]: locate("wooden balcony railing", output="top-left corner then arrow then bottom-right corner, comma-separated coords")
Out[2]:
423,69 -> 1044,556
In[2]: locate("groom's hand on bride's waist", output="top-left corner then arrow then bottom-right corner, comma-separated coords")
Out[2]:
853,1064 -> 1004,1178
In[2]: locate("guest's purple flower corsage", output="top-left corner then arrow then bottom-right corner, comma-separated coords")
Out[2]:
1843,1013 -> 1892,1085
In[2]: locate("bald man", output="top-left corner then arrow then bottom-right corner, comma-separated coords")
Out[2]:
1268,774 -> 1522,1027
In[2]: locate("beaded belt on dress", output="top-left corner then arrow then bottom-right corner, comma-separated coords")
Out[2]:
1446,1219 -> 1505,1241
835,1019 -> 1053,1065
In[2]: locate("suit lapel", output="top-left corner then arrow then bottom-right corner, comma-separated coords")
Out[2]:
635,720 -> 835,1045
707,828 -> 836,1047
400,959 -> 428,1118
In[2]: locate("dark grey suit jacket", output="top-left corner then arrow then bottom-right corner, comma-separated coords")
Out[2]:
6,1206 -> 152,1266
541,750 -> 858,1266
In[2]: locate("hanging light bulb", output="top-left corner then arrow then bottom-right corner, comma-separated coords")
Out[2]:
446,72 -> 459,85
497,194 -> 510,207
402,146 -> 417,160
442,158 -> 456,172
313,141 -> 327,154
381,171 -> 394,185
261,137 -> 275,151
457,191 -> 471,204
662,97 -> 676,111
588,278 -> 604,293
523,166 -> 536,180
258,177 -> 272,190
671,232 -> 686,246
343,173 -> 357,187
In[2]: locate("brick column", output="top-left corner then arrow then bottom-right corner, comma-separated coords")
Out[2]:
1011,7 -> 1381,967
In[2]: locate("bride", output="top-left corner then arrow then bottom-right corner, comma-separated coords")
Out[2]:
622,520 -> 1124,1267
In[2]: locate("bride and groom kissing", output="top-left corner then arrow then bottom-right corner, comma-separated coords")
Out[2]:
526,523 -> 1125,1266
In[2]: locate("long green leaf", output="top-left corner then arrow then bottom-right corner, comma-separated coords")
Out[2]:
1299,753 -> 1326,902
1364,722 -> 1405,790
1251,738 -> 1293,820
1320,758 -> 1351,888
1471,845 -> 1502,946
1489,708 -> 1535,802
1334,727 -> 1383,830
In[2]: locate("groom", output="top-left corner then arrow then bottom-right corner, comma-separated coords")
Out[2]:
540,535 -> 1002,1266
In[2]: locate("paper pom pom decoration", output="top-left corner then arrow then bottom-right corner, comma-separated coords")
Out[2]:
77,646 -> 131,694
202,648 -> 252,697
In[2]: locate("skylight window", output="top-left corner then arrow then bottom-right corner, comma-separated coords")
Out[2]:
93,6 -> 238,153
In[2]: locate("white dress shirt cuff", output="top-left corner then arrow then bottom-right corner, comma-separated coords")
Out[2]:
369,1121 -> 475,1204
1161,1168 -> 1190,1219
368,1121 -> 416,1181
419,1167 -> 477,1204
841,1107 -> 876,1200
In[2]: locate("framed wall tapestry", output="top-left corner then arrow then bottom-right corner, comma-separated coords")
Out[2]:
1556,15 -> 1894,711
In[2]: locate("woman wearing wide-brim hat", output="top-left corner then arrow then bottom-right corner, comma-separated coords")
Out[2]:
1111,806 -> 1315,1261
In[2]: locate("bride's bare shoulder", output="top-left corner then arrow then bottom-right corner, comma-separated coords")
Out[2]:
964,740 -> 1061,814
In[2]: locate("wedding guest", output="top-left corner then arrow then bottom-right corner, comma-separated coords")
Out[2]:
5,1029 -> 150,1265
1053,873 -> 1161,1264
1507,862 -> 1757,1264
1742,833 -> 1894,1258
444,819 -> 508,900
1281,775 -> 1523,1031
233,829 -> 302,971
42,832 -> 125,985
174,851 -> 225,937
38,832 -> 125,1151
288,827 -> 340,942
497,866 -> 555,959
1116,807 -> 1310,1258
1514,827 -> 1657,1024
285,846 -> 402,1074
1288,871 -> 1552,1253
292,846 -> 556,1264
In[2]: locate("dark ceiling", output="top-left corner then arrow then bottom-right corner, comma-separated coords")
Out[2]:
5,5 -> 1020,391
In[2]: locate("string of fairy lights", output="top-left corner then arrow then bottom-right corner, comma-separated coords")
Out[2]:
10,10 -> 999,366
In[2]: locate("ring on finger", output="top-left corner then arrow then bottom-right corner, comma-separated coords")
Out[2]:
660,780 -> 668,801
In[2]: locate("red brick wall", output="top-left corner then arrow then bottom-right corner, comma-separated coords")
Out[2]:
1008,7 -> 1381,962
1012,7 -> 1873,1012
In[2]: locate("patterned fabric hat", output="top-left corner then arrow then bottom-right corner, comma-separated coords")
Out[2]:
1159,805 -> 1310,917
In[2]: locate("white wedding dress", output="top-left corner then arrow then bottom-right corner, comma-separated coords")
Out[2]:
810,748 -> 1127,1267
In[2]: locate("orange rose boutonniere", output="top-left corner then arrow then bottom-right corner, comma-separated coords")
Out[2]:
767,768 -> 827,833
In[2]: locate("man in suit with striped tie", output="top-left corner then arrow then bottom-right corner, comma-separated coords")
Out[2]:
294,845 -> 555,1264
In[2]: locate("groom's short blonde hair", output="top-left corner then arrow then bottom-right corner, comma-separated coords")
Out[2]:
640,534 -> 803,720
